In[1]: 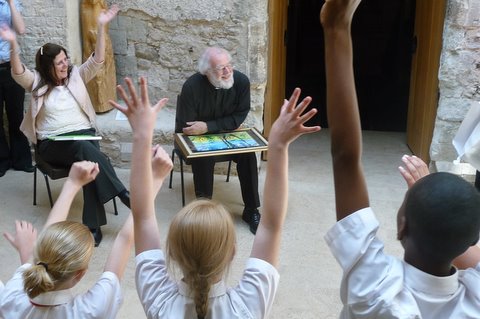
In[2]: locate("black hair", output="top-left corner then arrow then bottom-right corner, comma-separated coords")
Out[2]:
404,172 -> 480,262
34,43 -> 73,97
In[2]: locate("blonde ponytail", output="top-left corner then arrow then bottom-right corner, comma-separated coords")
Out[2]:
191,272 -> 210,319
23,263 -> 55,298
23,221 -> 94,299
167,199 -> 236,318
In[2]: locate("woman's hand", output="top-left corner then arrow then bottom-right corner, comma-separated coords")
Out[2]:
0,24 -> 17,43
98,4 -> 119,26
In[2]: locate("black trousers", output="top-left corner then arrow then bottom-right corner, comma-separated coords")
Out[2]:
191,152 -> 260,209
38,129 -> 126,229
0,62 -> 32,173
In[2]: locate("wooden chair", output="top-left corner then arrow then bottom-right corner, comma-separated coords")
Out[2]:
33,145 -> 118,215
168,148 -> 232,206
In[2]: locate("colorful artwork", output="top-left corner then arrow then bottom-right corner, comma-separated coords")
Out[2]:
175,128 -> 268,158
186,131 -> 261,152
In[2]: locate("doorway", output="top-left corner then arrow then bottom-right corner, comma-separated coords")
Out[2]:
284,0 -> 416,131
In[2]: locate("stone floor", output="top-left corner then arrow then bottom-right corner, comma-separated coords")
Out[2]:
0,130 -> 470,318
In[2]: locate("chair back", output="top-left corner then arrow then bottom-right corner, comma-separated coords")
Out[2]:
34,145 -> 70,180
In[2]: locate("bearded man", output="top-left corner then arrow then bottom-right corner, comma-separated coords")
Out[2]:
175,47 -> 261,234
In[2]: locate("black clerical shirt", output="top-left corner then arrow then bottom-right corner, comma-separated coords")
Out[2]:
175,70 -> 251,133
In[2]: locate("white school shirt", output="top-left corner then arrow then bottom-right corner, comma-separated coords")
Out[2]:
325,207 -> 480,318
135,249 -> 280,319
0,264 -> 123,319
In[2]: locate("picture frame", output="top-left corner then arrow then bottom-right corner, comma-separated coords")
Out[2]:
174,128 -> 268,159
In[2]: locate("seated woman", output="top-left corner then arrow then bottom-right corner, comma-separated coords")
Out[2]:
0,5 -> 129,246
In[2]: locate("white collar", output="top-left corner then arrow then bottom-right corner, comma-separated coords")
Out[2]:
404,261 -> 459,295
30,288 -> 75,307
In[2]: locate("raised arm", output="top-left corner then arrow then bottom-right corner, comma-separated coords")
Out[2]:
0,24 -> 23,75
453,245 -> 480,269
8,0 -> 25,35
398,155 -> 430,188
151,144 -> 173,195
4,220 -> 37,265
103,213 -> 134,279
109,77 -> 169,255
250,88 -> 320,267
93,4 -> 118,63
321,0 -> 366,221
43,161 -> 99,230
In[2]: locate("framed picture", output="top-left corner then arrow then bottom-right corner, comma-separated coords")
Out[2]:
175,128 -> 268,159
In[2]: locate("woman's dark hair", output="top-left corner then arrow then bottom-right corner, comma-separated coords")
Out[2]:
34,43 -> 73,96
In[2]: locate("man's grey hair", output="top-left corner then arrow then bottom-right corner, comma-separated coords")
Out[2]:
197,47 -> 232,75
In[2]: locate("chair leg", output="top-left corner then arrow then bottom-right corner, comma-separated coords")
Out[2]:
33,166 -> 38,205
180,156 -> 185,206
43,174 -> 54,208
226,160 -> 232,182
112,197 -> 118,215
169,149 -> 175,189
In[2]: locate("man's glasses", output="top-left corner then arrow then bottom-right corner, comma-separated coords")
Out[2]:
213,63 -> 234,73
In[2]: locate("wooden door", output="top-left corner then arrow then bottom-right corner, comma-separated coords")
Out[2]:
284,0 -> 415,131
264,0 -> 288,139
266,0 -> 447,162
406,0 -> 447,162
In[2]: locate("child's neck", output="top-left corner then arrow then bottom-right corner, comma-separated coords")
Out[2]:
404,253 -> 455,277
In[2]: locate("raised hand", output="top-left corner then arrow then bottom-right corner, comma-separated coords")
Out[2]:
109,77 -> 168,136
151,144 -> 173,194
4,220 -> 38,264
398,155 -> 430,188
68,161 -> 100,188
98,4 -> 119,26
0,24 -> 16,42
269,88 -> 321,147
320,0 -> 362,29
151,145 -> 173,181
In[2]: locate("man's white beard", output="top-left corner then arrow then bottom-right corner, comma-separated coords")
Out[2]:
208,73 -> 234,89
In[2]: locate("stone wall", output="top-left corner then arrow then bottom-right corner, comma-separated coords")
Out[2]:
17,0 -> 268,166
18,0 -> 479,169
431,0 -> 480,169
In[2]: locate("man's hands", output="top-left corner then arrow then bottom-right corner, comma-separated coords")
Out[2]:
398,155 -> 430,188
183,121 -> 208,135
4,220 -> 37,264
97,4 -> 119,27
320,0 -> 362,29
269,88 -> 321,148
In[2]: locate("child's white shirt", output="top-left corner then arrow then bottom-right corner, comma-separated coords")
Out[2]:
325,207 -> 480,319
135,249 -> 280,319
0,264 -> 123,319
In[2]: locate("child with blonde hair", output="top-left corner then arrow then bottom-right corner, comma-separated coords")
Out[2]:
0,161 -> 134,318
109,76 -> 320,318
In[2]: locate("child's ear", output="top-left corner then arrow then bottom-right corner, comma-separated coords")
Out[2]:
73,268 -> 87,284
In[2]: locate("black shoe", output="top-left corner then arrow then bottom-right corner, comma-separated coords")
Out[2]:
118,190 -> 130,209
242,208 -> 261,235
13,165 -> 35,173
89,227 -> 103,247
